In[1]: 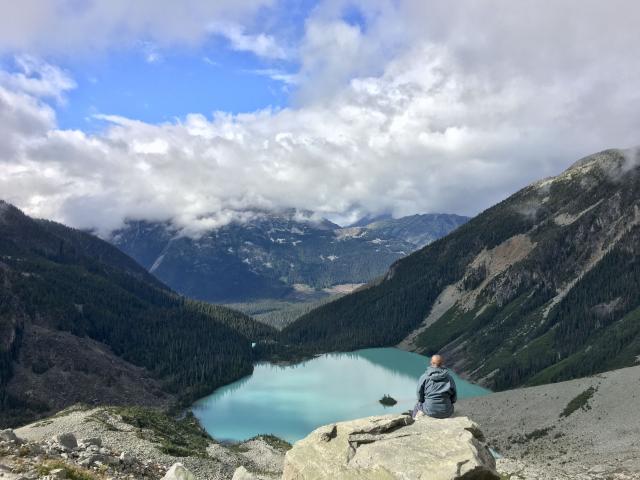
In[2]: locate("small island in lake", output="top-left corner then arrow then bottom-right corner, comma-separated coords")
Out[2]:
379,394 -> 397,407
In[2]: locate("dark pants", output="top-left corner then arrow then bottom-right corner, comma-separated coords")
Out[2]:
412,401 -> 454,419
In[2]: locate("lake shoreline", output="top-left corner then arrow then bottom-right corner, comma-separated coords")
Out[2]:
191,347 -> 490,444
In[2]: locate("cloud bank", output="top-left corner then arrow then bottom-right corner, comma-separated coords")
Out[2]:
0,0 -> 275,55
1,0 -> 640,236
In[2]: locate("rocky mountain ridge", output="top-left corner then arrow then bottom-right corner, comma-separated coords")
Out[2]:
282,148 -> 640,390
110,211 -> 467,303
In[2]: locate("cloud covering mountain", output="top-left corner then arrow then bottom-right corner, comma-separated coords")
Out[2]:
1,1 -> 640,236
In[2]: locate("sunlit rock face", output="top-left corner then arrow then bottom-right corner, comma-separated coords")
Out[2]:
282,414 -> 498,480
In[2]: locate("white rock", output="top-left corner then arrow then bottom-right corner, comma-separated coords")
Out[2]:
161,463 -> 196,480
282,414 -> 499,480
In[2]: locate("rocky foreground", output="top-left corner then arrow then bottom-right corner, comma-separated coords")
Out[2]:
3,367 -> 640,479
0,406 -> 286,480
0,409 -> 500,480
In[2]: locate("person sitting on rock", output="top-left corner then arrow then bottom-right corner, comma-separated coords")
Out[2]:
412,354 -> 457,419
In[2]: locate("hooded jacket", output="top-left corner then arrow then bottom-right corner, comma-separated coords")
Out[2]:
416,366 -> 457,418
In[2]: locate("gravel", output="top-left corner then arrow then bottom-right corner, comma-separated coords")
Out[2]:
457,365 -> 640,479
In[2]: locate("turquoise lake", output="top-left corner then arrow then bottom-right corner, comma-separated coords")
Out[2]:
192,347 -> 490,443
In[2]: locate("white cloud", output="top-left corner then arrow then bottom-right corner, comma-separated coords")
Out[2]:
243,68 -> 299,85
0,0 -> 276,55
208,21 -> 289,59
1,0 -> 640,237
0,55 -> 76,103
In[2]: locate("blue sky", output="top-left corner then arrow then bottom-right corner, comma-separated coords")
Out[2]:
1,0 -> 639,234
53,47 -> 293,130
6,0 -> 325,131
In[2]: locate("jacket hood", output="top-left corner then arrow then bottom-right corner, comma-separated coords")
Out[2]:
425,366 -> 450,382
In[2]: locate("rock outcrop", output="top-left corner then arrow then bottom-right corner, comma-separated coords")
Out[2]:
282,414 -> 498,479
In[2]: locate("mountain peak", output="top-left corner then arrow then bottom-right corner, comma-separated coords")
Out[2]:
566,148 -> 640,177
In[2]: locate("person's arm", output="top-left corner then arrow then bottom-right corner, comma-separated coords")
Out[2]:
450,375 -> 457,404
416,374 -> 426,403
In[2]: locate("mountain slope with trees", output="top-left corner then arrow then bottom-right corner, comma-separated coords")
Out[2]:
283,149 -> 640,390
0,201 -> 275,426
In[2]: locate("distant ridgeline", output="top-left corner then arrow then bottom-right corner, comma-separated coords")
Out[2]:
282,149 -> 640,391
110,212 -> 468,303
0,201 -> 276,427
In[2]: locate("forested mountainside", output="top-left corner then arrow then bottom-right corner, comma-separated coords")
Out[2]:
0,201 -> 275,427
283,149 -> 640,390
110,212 -> 467,303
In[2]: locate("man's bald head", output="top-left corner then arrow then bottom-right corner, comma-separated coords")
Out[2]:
431,355 -> 444,367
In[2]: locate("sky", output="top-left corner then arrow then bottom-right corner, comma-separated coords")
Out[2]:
1,0 -> 640,236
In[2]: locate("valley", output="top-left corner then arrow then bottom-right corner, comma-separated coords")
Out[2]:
2,3 -> 639,478
2,149 -> 640,479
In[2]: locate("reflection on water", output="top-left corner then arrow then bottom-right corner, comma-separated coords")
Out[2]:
192,347 -> 489,443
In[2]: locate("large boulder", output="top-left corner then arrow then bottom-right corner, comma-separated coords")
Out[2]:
53,432 -> 77,450
282,414 -> 499,480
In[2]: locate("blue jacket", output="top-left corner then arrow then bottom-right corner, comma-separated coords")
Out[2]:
416,367 -> 457,418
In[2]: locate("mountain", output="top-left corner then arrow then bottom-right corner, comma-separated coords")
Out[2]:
109,212 -> 468,303
347,213 -> 394,227
358,213 -> 471,249
282,148 -> 640,391
0,201 -> 275,427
